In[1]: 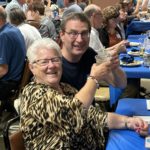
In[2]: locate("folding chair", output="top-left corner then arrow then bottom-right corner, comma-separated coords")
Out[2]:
3,116 -> 25,150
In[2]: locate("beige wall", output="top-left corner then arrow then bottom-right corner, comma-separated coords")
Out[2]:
91,0 -> 119,9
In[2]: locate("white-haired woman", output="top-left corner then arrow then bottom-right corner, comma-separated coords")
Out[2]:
20,38 -> 148,150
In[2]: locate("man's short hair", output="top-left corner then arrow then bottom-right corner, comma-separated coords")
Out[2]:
9,8 -> 26,26
84,4 -> 101,18
28,1 -> 45,16
0,6 -> 7,21
60,12 -> 91,32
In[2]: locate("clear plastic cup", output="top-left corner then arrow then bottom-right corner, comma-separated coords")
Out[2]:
95,50 -> 110,65
143,53 -> 150,67
95,50 -> 116,86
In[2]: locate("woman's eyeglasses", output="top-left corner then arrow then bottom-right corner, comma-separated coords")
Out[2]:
32,57 -> 62,66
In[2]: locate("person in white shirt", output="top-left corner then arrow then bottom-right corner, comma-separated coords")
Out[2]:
5,0 -> 27,14
62,0 -> 82,18
84,4 -> 127,54
9,8 -> 41,50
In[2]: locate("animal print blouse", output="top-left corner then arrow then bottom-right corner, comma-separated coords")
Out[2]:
20,82 -> 108,150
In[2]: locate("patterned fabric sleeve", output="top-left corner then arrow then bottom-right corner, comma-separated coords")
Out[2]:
20,82 -> 109,149
87,106 -> 109,148
21,82 -> 87,133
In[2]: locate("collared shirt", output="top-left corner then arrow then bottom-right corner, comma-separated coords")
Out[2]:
117,23 -> 126,39
5,0 -> 27,13
62,2 -> 82,18
89,27 -> 105,53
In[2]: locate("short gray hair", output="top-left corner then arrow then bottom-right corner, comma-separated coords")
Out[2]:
27,38 -> 61,63
84,4 -> 101,18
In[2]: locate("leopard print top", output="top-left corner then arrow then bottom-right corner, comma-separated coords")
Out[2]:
20,82 -> 108,150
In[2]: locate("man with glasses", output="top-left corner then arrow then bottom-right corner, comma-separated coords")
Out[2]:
60,13 -> 127,94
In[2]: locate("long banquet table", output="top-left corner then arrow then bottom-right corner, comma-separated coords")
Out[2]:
106,98 -> 150,150
109,34 -> 150,107
126,20 -> 150,36
121,34 -> 150,78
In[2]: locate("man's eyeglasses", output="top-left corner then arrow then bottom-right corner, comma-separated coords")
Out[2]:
32,57 -> 62,66
64,30 -> 90,39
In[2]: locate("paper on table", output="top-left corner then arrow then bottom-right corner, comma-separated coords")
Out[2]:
129,42 -> 140,46
145,136 -> 150,149
147,99 -> 150,110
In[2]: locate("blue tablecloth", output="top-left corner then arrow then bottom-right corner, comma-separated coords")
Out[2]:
122,35 -> 150,78
120,55 -> 150,78
106,98 -> 150,150
116,98 -> 150,116
109,35 -> 150,106
126,20 -> 150,36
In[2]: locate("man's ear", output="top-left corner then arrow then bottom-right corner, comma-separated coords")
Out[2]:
59,31 -> 65,42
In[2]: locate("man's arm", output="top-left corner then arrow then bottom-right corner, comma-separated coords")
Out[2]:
132,0 -> 142,14
106,40 -> 128,53
111,67 -> 127,88
0,64 -> 8,78
142,0 -> 149,11
104,50 -> 127,88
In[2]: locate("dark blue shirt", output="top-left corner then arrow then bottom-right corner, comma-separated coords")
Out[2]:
0,23 -> 26,81
61,47 -> 97,90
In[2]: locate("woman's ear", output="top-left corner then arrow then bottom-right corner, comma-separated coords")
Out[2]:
29,63 -> 34,73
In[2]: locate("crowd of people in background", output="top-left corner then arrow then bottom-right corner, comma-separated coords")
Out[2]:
0,0 -> 150,149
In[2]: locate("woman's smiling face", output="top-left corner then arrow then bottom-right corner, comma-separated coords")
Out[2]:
30,48 -> 62,88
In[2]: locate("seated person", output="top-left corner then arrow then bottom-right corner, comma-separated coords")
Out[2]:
9,8 -> 41,50
102,5 -> 123,47
119,0 -> 139,22
0,6 -> 26,103
26,1 -> 57,40
20,38 -> 148,150
62,0 -> 82,18
133,0 -> 150,15
77,0 -> 89,10
84,4 -> 127,54
59,13 -> 127,92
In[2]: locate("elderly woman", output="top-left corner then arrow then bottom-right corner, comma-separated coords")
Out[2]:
20,38 -> 148,150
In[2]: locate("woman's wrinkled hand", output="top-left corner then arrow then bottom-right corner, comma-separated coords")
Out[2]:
127,117 -> 149,137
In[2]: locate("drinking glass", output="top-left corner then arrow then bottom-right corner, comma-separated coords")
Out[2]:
95,50 -> 114,86
143,52 -> 150,68
95,50 -> 110,65
138,38 -> 145,56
